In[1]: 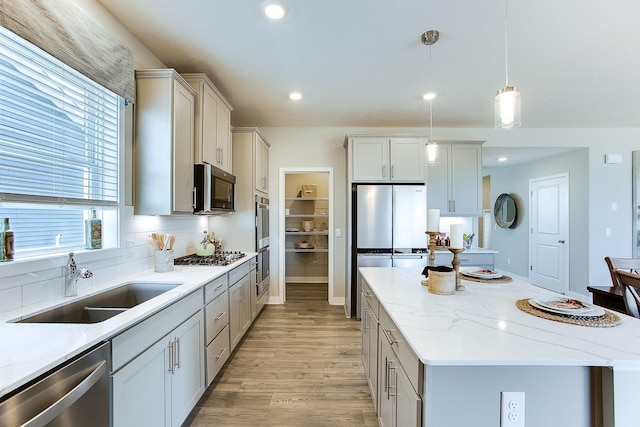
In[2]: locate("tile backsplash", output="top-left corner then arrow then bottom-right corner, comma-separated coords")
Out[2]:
0,206 -> 207,315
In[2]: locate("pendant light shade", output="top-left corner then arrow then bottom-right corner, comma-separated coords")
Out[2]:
495,86 -> 521,129
422,29 -> 439,165
495,0 -> 521,129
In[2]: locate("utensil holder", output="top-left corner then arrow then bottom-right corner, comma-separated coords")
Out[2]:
154,250 -> 174,272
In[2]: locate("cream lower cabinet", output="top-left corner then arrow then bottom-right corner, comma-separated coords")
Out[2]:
362,279 -> 422,427
112,311 -> 204,427
426,142 -> 483,216
361,281 -> 379,410
378,328 -> 421,427
204,275 -> 230,386
134,69 -> 196,215
111,290 -> 204,427
229,262 -> 252,351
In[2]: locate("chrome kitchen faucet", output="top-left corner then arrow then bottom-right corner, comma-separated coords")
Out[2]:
65,252 -> 93,297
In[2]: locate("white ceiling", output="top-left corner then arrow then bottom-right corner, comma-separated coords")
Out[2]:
97,0 -> 640,130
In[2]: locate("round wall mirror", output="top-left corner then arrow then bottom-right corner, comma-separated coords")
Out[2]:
494,193 -> 517,228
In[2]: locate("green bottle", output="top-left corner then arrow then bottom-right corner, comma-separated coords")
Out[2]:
0,218 -> 14,261
85,210 -> 102,249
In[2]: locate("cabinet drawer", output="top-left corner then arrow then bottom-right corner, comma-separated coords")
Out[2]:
458,253 -> 494,266
111,289 -> 203,372
378,305 -> 422,394
205,290 -> 229,344
433,252 -> 495,268
229,261 -> 250,286
362,280 -> 379,319
205,274 -> 228,304
206,324 -> 230,385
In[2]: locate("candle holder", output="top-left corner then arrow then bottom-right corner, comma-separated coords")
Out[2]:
426,231 -> 440,266
448,247 -> 465,291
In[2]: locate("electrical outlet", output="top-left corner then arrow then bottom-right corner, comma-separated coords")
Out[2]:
500,392 -> 525,427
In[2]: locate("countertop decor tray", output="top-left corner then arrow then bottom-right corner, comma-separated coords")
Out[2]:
516,299 -> 621,327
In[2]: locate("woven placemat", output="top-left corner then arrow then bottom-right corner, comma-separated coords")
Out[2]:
460,273 -> 513,284
516,299 -> 621,327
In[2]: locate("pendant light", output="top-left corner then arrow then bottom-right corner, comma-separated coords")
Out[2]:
422,30 -> 439,165
495,0 -> 521,129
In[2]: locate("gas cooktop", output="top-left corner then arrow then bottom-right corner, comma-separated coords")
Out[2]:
173,251 -> 246,266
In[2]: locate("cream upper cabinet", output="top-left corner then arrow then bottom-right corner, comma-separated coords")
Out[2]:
255,133 -> 270,195
182,73 -> 233,173
134,69 -> 196,215
427,142 -> 483,216
232,128 -> 270,197
349,137 -> 425,182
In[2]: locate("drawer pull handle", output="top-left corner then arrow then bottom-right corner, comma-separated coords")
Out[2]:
382,327 -> 397,345
215,311 -> 226,321
214,284 -> 225,291
215,347 -> 227,359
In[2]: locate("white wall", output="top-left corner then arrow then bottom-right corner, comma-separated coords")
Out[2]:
485,148 -> 589,295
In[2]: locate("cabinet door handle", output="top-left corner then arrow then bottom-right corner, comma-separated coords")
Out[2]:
558,240 -> 565,244
167,340 -> 174,373
220,148 -> 223,165
452,200 -> 456,212
215,311 -> 226,321
174,337 -> 180,369
391,165 -> 395,178
388,365 -> 397,398
192,187 -> 197,209
382,165 -> 386,178
384,357 -> 390,395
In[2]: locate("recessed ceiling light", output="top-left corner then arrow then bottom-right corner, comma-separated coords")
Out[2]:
289,92 -> 302,101
263,1 -> 288,20
498,157 -> 508,162
423,91 -> 437,101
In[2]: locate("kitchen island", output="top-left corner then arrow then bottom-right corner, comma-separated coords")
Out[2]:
360,267 -> 640,427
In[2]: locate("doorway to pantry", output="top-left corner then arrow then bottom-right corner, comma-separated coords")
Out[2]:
278,168 -> 333,303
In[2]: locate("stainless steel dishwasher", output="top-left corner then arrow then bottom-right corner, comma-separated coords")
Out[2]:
0,341 -> 110,427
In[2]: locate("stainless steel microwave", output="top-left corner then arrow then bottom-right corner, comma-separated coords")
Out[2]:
193,164 -> 236,214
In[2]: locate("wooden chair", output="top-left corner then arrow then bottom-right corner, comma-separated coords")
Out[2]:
604,257 -> 640,289
617,270 -> 640,318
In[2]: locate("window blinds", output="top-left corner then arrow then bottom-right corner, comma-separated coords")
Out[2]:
0,25 -> 120,207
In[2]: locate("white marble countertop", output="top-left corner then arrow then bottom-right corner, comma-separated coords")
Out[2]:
0,255 -> 256,398
360,267 -> 640,367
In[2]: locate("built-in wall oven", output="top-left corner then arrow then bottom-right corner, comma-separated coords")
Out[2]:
255,195 -> 270,301
256,195 -> 269,249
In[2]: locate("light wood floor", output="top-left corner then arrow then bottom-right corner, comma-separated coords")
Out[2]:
183,283 -> 376,426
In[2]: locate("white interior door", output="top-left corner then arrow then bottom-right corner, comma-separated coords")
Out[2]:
529,173 -> 569,293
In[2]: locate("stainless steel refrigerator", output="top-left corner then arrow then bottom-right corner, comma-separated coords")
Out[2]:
352,184 -> 427,317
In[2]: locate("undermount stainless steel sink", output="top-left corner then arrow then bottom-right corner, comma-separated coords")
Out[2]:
17,282 -> 181,324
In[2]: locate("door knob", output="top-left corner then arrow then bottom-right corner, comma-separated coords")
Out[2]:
558,240 -> 565,243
